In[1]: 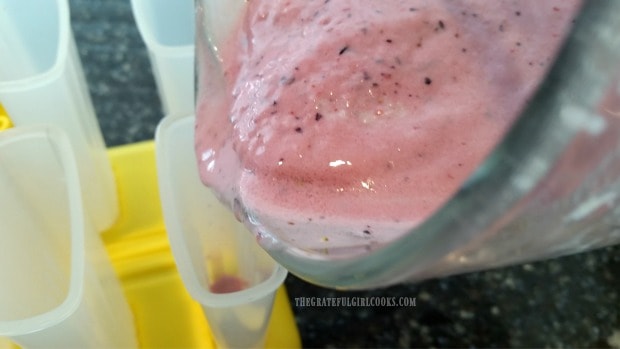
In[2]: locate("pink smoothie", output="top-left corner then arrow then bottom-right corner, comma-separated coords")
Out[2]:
195,0 -> 582,257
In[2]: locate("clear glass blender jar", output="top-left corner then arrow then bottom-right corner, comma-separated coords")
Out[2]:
194,0 -> 620,289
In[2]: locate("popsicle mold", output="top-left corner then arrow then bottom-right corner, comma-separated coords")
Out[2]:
155,115 -> 289,348
0,0 -> 118,233
0,125 -> 137,349
130,0 -> 195,117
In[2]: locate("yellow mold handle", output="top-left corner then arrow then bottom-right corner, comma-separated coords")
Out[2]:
0,104 -> 14,131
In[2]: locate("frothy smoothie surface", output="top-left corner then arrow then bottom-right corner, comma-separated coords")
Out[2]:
196,0 -> 581,256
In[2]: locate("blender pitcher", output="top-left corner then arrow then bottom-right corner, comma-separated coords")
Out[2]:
194,0 -> 620,289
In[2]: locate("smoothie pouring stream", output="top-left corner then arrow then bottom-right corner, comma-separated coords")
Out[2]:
195,0 -> 582,257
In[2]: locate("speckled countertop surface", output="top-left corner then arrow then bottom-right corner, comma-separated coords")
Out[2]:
69,0 -> 620,347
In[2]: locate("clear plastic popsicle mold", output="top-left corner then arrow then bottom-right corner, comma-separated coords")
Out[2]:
130,0 -> 195,118
0,125 -> 137,349
0,0 -> 118,233
155,115 -> 288,348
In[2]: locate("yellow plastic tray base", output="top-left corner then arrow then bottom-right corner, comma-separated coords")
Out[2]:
103,141 -> 301,348
0,104 -> 13,131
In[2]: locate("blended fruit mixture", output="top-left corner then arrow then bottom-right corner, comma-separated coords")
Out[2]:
210,275 -> 248,294
195,0 -> 582,256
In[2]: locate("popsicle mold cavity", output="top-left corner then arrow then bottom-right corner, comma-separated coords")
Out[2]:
0,0 -> 118,233
156,115 -> 288,348
130,0 -> 195,117
0,126 -> 136,349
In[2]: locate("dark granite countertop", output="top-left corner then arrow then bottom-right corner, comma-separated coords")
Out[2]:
69,0 -> 620,347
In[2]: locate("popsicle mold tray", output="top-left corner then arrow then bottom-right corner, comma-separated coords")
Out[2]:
0,107 -> 300,349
